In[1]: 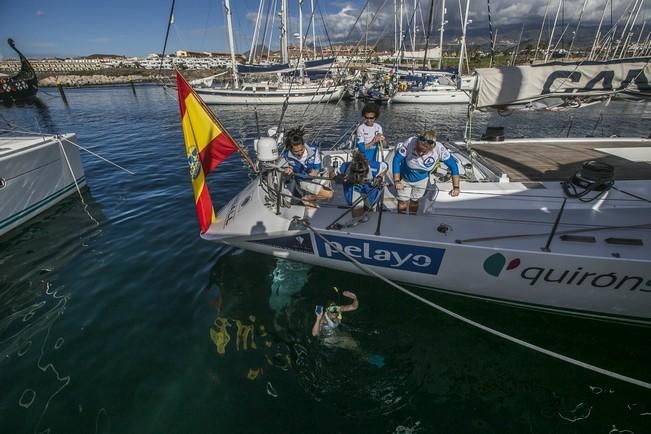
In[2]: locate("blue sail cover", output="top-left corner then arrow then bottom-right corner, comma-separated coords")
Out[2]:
304,58 -> 336,70
238,63 -> 292,74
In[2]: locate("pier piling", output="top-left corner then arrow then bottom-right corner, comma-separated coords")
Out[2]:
56,80 -> 69,106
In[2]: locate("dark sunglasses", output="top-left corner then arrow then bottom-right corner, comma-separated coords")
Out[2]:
418,135 -> 435,145
364,116 -> 376,120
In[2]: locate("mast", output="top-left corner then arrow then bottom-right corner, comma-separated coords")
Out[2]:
311,0 -> 316,60
412,0 -> 417,52
249,0 -> 265,63
567,0 -> 588,58
632,19 -> 646,56
394,0 -> 398,54
458,0 -> 470,75
299,0 -> 303,55
534,0 -> 551,63
489,28 -> 498,67
545,0 -> 563,62
613,0 -> 639,58
266,0 -> 278,60
620,0 -> 644,58
438,0 -> 446,69
422,0 -> 435,68
399,0 -> 404,61
590,0 -> 610,60
281,0 -> 289,63
224,0 -> 239,88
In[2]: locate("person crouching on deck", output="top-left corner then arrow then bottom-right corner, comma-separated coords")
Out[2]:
282,127 -> 333,206
336,151 -> 388,224
392,130 -> 460,215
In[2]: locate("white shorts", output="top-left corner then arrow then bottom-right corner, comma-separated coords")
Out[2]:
298,178 -> 329,195
396,177 -> 429,202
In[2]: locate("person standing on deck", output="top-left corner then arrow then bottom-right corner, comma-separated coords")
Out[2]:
392,130 -> 460,215
356,103 -> 384,162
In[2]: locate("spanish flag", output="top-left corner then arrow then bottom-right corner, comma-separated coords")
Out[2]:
176,71 -> 239,233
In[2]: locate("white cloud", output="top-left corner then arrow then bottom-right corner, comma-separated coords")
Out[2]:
35,9 -> 45,16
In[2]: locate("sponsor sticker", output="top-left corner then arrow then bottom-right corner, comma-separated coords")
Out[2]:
316,234 -> 445,275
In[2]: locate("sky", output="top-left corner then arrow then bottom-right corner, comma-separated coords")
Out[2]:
1,0 -> 649,58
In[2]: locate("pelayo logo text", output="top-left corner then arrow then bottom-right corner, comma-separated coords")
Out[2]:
316,235 -> 446,275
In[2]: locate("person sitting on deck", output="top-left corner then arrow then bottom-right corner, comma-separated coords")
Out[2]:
336,151 -> 388,224
392,130 -> 460,215
282,127 -> 333,206
356,103 -> 385,162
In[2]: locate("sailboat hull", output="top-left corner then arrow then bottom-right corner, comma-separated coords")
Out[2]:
391,89 -> 470,104
195,86 -> 344,105
0,134 -> 86,237
202,149 -> 651,325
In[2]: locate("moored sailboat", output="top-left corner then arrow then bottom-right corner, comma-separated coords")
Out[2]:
175,54 -> 651,325
193,0 -> 344,105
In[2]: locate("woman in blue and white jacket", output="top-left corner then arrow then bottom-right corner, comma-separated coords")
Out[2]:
392,130 -> 460,215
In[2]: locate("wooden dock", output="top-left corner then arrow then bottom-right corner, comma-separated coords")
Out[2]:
469,138 -> 651,182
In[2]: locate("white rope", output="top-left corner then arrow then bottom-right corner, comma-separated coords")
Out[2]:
300,221 -> 651,390
56,137 -> 99,226
0,128 -> 135,175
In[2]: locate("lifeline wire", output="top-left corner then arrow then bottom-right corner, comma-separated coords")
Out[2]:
298,220 -> 651,390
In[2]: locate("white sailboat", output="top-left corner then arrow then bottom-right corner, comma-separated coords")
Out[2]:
176,54 -> 651,325
194,0 -> 344,105
0,134 -> 86,237
390,0 -> 470,104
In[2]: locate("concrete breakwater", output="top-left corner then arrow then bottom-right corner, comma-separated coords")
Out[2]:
38,74 -> 164,87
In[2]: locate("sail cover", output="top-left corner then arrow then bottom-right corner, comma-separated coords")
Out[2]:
238,63 -> 291,74
474,58 -> 651,110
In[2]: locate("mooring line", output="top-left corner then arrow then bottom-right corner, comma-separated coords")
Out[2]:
56,136 -> 99,225
298,220 -> 651,390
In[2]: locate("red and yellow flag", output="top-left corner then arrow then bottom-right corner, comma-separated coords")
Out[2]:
176,71 -> 239,233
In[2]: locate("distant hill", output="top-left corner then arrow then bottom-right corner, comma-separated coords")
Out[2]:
85,54 -> 126,59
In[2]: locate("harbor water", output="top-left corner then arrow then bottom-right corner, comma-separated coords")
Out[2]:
1,85 -> 650,433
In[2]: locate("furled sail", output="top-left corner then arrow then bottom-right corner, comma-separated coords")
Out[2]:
474,58 -> 651,110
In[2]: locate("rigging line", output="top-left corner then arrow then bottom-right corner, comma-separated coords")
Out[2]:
56,137 -> 99,226
305,0 -> 392,144
612,186 -> 651,203
297,220 -> 651,390
0,128 -> 136,175
159,0 -> 176,77
304,1 -> 394,133
453,222 -> 651,244
441,188 -> 644,202
277,1 -> 324,133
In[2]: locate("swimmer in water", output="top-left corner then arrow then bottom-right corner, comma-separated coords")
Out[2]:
311,291 -> 358,338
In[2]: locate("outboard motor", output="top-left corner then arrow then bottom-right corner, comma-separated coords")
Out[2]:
254,134 -> 290,209
562,160 -> 615,201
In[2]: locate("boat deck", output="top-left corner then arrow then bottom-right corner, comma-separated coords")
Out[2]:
469,138 -> 651,182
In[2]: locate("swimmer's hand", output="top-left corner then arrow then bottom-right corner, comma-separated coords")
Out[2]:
342,290 -> 357,300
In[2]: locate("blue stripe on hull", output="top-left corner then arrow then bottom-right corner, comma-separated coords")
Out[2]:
0,176 -> 87,234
